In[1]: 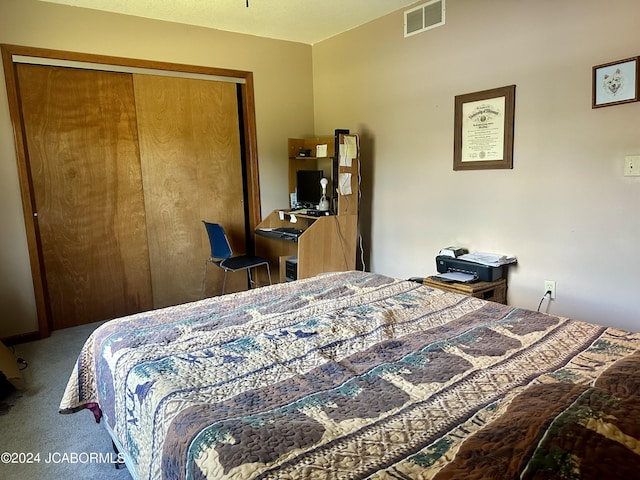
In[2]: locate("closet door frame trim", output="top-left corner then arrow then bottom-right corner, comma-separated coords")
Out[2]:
1,44 -> 262,339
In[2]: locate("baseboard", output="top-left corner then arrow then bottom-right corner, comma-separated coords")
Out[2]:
1,331 -> 42,346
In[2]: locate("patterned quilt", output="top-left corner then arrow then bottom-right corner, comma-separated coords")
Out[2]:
60,271 -> 640,479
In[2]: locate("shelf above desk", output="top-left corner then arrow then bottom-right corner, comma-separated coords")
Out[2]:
288,135 -> 359,217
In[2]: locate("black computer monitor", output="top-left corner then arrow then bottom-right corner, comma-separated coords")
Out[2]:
295,170 -> 323,207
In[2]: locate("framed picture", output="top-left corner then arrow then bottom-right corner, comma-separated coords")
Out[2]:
592,57 -> 639,108
454,85 -> 516,171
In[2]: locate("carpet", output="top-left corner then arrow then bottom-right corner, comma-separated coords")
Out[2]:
0,322 -> 132,480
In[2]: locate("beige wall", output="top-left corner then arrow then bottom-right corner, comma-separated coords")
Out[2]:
0,0 -> 315,337
3,0 -> 639,337
313,0 -> 640,331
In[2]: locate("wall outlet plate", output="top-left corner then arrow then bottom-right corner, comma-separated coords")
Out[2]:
544,280 -> 556,300
624,155 -> 640,177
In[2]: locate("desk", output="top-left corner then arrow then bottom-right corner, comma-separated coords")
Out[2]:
255,210 -> 357,283
422,276 -> 507,304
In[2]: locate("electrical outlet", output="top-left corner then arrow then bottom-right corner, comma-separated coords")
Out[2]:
544,280 -> 556,300
624,155 -> 640,177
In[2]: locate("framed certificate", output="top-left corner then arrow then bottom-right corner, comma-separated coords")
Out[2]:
592,57 -> 639,108
454,85 -> 516,171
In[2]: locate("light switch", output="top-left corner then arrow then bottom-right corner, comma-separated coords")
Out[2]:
624,155 -> 640,177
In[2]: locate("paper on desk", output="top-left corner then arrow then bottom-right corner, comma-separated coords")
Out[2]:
458,252 -> 517,266
339,173 -> 352,195
434,271 -> 476,283
339,136 -> 358,166
316,144 -> 328,157
345,135 -> 358,156
339,144 -> 352,167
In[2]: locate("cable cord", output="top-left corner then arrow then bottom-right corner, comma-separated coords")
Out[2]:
354,135 -> 366,271
333,215 -> 350,269
537,290 -> 552,312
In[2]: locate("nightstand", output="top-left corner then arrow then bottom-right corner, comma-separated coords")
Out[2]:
422,277 -> 507,304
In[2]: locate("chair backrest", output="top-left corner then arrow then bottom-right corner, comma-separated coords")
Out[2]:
203,221 -> 233,260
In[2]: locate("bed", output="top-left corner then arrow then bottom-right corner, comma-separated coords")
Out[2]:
59,271 -> 640,479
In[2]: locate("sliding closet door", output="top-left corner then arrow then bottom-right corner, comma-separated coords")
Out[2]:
16,64 -> 153,329
133,75 -> 246,307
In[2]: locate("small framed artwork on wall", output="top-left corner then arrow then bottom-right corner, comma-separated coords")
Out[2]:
592,57 -> 639,108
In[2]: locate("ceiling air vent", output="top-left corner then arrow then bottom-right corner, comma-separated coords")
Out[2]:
405,0 -> 445,37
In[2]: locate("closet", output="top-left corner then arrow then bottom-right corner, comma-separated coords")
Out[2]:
3,45 -> 261,335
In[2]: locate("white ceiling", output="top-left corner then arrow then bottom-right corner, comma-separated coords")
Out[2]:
39,0 -> 419,45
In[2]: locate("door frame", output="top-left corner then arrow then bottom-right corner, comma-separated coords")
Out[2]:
1,44 -> 262,339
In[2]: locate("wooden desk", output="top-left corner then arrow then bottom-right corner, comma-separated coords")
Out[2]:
254,134 -> 360,283
255,210 -> 357,283
422,277 -> 507,304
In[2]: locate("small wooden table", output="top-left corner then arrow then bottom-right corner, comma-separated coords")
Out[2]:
422,276 -> 507,304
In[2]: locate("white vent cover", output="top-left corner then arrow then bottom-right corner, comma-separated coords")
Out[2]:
405,0 -> 445,37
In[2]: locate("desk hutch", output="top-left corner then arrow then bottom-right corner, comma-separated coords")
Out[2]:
255,133 -> 359,282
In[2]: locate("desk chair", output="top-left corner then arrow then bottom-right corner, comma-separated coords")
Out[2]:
201,221 -> 272,297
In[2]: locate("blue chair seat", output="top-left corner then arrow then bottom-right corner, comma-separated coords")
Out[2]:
216,255 -> 270,272
201,221 -> 272,297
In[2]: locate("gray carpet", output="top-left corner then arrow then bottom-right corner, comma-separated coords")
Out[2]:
0,322 -> 132,480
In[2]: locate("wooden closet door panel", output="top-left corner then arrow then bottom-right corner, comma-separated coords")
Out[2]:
17,64 -> 153,329
133,75 -> 246,306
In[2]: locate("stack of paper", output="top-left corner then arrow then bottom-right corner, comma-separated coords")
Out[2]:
434,271 -> 477,283
458,252 -> 517,267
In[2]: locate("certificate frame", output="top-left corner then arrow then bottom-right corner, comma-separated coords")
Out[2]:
592,57 -> 639,108
454,85 -> 515,171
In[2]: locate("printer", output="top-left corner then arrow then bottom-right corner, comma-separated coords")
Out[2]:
436,255 -> 505,282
